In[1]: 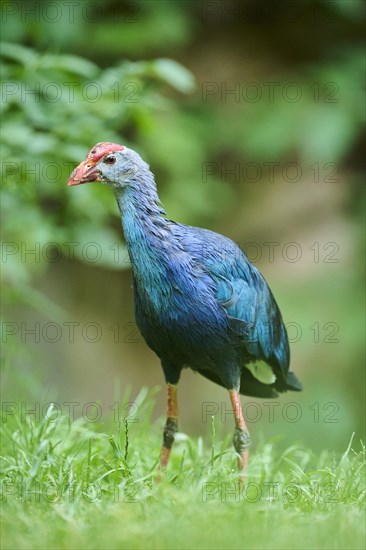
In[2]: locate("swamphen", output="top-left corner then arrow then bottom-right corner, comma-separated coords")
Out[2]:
68,142 -> 302,476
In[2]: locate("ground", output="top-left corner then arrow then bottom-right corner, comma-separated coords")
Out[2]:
1,392 -> 365,550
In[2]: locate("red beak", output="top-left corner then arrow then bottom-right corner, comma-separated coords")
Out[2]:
68,160 -> 100,186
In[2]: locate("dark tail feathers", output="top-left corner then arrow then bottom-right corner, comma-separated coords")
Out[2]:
285,370 -> 302,392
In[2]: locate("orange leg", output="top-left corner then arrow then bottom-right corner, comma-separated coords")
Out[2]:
229,389 -> 250,478
159,384 -> 178,470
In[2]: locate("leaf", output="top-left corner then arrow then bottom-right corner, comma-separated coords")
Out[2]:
151,59 -> 195,93
0,42 -> 37,65
40,54 -> 99,79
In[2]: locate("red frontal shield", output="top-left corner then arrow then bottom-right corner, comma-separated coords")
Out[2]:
68,142 -> 126,186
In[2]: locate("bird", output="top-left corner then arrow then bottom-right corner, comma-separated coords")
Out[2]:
68,142 -> 302,477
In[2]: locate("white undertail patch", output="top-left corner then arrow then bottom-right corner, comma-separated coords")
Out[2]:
246,361 -> 276,385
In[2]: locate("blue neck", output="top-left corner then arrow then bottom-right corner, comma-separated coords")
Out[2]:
114,170 -> 174,292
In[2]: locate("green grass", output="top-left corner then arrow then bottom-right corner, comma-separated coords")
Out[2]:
1,390 -> 365,550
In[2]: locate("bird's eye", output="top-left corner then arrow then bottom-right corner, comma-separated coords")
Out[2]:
104,155 -> 116,165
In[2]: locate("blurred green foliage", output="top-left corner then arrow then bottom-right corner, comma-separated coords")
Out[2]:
1,42 -> 197,305
1,0 -> 364,308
